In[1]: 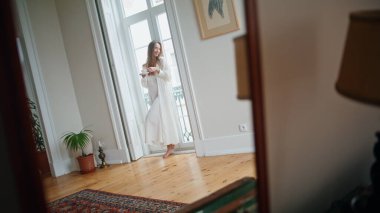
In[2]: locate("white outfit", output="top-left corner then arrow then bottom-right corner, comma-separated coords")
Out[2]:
141,58 -> 182,147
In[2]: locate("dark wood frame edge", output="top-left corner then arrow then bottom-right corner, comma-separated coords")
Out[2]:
245,0 -> 270,212
176,177 -> 257,212
1,0 -> 47,212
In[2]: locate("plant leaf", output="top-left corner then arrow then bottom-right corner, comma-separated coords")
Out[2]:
61,128 -> 93,156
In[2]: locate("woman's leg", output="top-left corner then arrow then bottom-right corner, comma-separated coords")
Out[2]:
163,144 -> 175,158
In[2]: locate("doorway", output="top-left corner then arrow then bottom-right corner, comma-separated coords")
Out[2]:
15,32 -> 51,177
96,0 -> 196,159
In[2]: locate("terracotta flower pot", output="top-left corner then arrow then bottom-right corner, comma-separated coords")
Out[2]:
77,154 -> 96,174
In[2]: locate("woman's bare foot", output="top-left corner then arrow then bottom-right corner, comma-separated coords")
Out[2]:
163,144 -> 175,158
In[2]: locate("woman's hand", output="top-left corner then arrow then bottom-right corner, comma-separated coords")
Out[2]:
147,67 -> 159,75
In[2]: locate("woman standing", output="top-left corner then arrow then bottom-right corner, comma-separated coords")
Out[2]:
140,41 -> 182,158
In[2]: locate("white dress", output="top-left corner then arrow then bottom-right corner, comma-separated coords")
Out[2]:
141,58 -> 182,147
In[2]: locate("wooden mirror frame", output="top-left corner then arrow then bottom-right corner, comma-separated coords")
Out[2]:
0,0 -> 47,211
1,0 -> 269,212
245,0 -> 270,212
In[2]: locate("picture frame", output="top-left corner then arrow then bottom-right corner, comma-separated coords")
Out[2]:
193,0 -> 240,39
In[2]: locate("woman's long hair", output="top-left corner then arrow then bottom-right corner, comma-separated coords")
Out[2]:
146,40 -> 162,67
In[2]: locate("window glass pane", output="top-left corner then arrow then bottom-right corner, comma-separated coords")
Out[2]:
135,47 -> 148,72
162,40 -> 174,64
150,0 -> 164,7
162,40 -> 180,87
122,0 -> 148,17
135,46 -> 149,109
157,13 -> 171,40
130,20 -> 151,49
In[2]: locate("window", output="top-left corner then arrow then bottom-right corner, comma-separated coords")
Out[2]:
121,0 -> 148,17
122,0 -> 194,144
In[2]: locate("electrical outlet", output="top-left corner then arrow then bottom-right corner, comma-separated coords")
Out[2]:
238,124 -> 248,132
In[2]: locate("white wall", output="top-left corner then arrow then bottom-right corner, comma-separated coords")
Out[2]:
174,0 -> 251,137
26,0 -> 83,174
54,0 -> 117,151
173,0 -> 254,155
258,0 -> 380,212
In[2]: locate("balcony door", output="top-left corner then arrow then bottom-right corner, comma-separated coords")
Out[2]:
97,0 -> 195,158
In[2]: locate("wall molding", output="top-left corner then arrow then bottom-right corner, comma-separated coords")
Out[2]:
201,133 -> 255,156
101,149 -> 129,164
15,0 -> 66,177
85,0 -> 131,163
165,0 -> 205,155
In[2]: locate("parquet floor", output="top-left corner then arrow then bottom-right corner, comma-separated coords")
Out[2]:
42,153 -> 256,204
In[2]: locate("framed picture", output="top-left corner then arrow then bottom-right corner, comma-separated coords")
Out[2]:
193,0 -> 240,39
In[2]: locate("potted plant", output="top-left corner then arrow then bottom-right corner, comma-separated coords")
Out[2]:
28,99 -> 46,152
28,99 -> 50,176
61,128 -> 96,174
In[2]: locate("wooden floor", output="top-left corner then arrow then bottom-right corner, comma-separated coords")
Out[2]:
42,153 -> 256,204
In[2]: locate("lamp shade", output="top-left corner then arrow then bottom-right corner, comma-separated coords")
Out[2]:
336,10 -> 380,106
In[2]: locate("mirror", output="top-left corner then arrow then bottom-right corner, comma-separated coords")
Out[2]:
12,0 -> 264,210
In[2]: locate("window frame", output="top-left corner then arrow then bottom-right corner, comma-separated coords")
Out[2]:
117,0 -> 196,152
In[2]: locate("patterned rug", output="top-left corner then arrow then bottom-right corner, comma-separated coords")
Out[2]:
47,189 -> 187,212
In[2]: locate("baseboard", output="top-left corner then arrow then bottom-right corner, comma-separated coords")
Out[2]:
201,133 -> 255,157
99,149 -> 129,165
53,136 -> 254,176
51,158 -> 76,177
144,149 -> 196,158
53,151 -> 126,176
